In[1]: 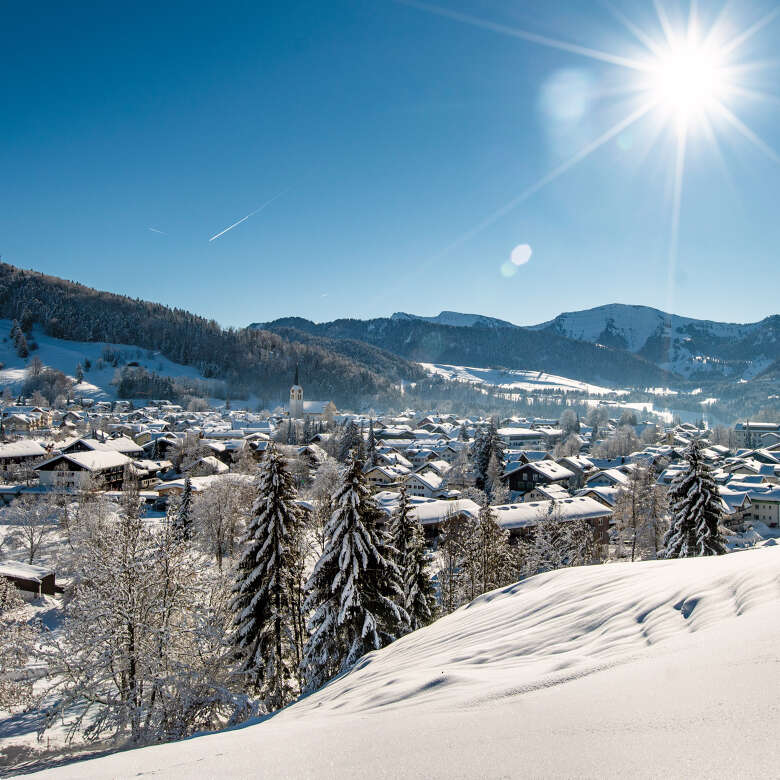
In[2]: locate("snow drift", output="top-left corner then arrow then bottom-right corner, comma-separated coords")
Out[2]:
32,547 -> 780,778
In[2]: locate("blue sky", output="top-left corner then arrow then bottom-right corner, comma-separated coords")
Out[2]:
2,0 -> 779,328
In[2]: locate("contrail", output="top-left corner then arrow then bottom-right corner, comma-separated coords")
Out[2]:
148,227 -> 167,234
208,190 -> 287,242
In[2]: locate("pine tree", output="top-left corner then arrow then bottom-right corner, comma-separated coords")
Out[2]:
464,504 -> 515,596
390,483 -> 436,632
302,452 -> 407,692
366,418 -> 377,465
230,444 -> 303,709
663,438 -> 726,558
337,420 -> 363,462
174,476 -> 194,540
458,422 -> 469,442
472,420 -> 504,491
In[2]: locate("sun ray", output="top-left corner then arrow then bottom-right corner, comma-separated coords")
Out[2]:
721,6 -> 780,56
666,121 -> 688,320
396,0 -> 649,71
724,84 -> 780,107
653,0 -> 676,48
713,100 -> 780,164
601,0 -> 664,57
422,100 -> 657,264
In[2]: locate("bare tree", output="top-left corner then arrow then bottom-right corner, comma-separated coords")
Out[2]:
4,495 -> 61,564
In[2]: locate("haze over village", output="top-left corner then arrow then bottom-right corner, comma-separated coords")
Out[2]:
2,0 -> 780,777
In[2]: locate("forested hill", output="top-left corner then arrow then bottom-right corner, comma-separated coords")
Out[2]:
255,316 -> 674,388
0,263 -> 425,407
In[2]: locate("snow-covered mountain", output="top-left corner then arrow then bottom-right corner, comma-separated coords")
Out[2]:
35,546 -> 780,778
532,304 -> 780,379
386,304 -> 780,380
391,310 -> 517,329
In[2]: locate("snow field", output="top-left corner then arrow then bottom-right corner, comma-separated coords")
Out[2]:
31,545 -> 780,778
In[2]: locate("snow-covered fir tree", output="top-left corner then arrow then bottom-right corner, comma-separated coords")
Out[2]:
366,418 -> 377,465
389,482 -> 437,632
174,475 -> 194,540
302,451 -> 407,692
663,438 -> 726,558
229,443 -> 304,709
472,419 -> 504,491
337,420 -> 363,462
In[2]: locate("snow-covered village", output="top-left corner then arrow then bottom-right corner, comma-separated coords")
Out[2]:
1,356 -> 779,774
4,0 -> 780,777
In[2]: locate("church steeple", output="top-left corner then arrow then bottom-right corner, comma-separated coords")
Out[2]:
290,363 -> 303,419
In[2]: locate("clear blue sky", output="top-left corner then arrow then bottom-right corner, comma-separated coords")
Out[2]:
2,0 -> 779,327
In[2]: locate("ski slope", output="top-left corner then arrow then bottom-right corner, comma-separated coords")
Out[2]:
419,362 -> 624,395
32,546 -> 780,778
0,320 -> 206,401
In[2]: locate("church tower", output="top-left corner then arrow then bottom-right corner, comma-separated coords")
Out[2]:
289,364 -> 304,419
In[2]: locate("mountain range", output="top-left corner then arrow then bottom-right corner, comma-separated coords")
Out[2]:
257,303 -> 780,388
0,262 -> 776,409
378,304 -> 780,382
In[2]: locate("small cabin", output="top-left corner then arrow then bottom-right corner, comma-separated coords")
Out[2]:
0,560 -> 57,598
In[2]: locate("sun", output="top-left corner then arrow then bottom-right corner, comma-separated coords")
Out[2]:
647,40 -> 727,123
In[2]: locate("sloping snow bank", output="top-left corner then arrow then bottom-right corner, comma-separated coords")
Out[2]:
33,548 -> 780,778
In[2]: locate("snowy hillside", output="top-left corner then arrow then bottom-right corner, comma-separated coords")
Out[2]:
0,320 -> 206,401
532,303 -> 777,379
391,311 -> 517,329
34,546 -> 780,778
419,362 -> 624,395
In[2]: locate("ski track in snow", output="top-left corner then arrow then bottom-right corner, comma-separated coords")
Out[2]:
28,546 -> 780,779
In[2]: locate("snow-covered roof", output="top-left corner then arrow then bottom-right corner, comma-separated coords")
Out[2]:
35,450 -> 132,472
491,497 -> 612,530
0,441 -> 48,459
408,498 -> 480,526
0,559 -> 54,582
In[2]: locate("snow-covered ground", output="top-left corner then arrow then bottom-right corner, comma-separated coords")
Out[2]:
419,363 -> 623,396
29,546 -> 780,779
0,320 -> 206,401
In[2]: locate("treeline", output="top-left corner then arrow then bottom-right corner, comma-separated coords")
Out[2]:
0,263 -> 420,408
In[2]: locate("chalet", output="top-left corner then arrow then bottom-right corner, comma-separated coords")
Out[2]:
491,497 -> 612,546
0,560 -> 57,598
2,406 -> 52,429
35,450 -> 131,490
63,436 -> 145,459
525,483 -> 571,502
405,470 -> 445,498
419,459 -> 451,478
577,486 -> 621,509
183,456 -> 229,477
503,461 -> 575,493
716,486 -> 753,529
131,459 -> 173,488
585,468 -> 631,488
364,464 -> 410,490
556,455 -> 596,483
0,441 -> 50,471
